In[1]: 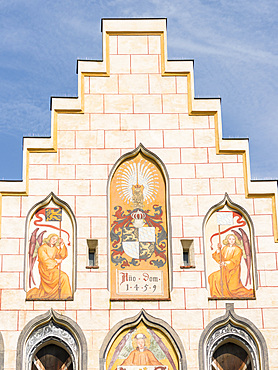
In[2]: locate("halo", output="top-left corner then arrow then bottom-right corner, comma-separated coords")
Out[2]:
116,159 -> 159,204
131,328 -> 151,349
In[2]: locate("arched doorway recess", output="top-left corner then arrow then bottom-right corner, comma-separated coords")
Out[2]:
211,341 -> 252,370
199,303 -> 269,370
16,309 -> 87,370
31,343 -> 73,370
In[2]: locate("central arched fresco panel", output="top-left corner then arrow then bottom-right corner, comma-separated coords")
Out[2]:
109,148 -> 170,300
106,322 -> 179,370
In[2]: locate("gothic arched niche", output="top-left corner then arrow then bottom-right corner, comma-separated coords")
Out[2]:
101,310 -> 186,370
199,303 -> 269,370
203,193 -> 257,299
16,309 -> 87,370
109,144 -> 171,300
24,192 -> 77,300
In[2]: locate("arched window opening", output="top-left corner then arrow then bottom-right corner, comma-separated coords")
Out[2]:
31,343 -> 73,370
211,341 -> 252,370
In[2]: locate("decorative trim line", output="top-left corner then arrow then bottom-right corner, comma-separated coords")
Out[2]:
99,309 -> 187,370
198,303 -> 269,370
106,143 -> 173,294
16,309 -> 87,370
0,18 -> 277,242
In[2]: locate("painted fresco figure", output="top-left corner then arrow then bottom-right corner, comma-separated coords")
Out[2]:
121,334 -> 163,366
27,233 -> 72,300
208,234 -> 253,298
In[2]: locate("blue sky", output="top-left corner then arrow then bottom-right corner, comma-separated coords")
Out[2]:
0,0 -> 277,180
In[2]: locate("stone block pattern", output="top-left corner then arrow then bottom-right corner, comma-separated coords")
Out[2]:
0,33 -> 277,370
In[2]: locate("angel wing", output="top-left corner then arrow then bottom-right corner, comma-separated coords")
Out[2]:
107,328 -> 135,370
232,228 -> 251,286
33,230 -> 47,258
149,328 -> 177,370
231,230 -> 246,258
28,229 -> 46,288
29,228 -> 39,288
239,228 -> 252,285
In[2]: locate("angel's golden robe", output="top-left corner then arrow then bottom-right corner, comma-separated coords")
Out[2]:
27,243 -> 72,300
208,245 -> 254,298
121,348 -> 162,366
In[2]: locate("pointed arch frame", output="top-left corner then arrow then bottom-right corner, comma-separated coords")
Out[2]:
16,309 -> 87,370
99,309 -> 187,370
23,192 -> 77,294
107,143 -> 173,293
198,303 -> 269,370
202,192 -> 258,291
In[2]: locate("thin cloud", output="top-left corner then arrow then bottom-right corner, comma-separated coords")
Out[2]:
168,37 -> 278,67
0,101 -> 49,137
0,0 -> 277,179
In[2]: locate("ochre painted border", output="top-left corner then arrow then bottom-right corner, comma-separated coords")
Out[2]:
0,19 -> 277,243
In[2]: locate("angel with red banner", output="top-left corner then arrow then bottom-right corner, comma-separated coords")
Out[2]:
26,207 -> 72,300
208,211 -> 254,299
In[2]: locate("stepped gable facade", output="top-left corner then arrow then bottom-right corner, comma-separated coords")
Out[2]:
0,18 -> 278,369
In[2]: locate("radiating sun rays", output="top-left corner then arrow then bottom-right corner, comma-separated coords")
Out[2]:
116,159 -> 159,205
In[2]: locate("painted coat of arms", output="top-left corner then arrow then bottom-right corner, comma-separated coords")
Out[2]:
110,148 -> 170,300
111,206 -> 167,268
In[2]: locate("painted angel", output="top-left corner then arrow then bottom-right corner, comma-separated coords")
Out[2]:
208,232 -> 254,298
27,232 -> 72,300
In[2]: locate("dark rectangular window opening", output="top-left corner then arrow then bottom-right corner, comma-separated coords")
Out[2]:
180,239 -> 195,269
89,250 -> 95,266
183,250 -> 189,266
86,239 -> 99,269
